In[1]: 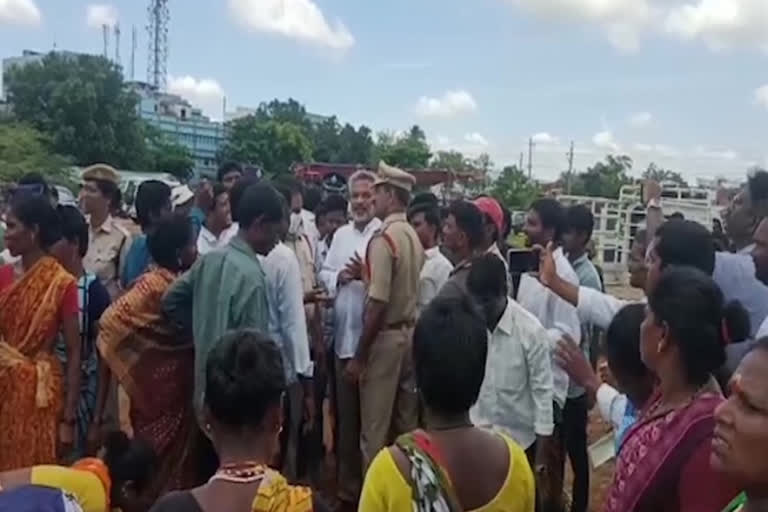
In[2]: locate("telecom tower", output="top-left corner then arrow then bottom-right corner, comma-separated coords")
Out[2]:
146,0 -> 169,91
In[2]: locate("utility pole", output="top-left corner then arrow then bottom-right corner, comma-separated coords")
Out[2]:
519,152 -> 524,171
102,24 -> 109,59
527,137 -> 534,179
567,141 -> 574,194
130,26 -> 137,81
114,23 -> 121,68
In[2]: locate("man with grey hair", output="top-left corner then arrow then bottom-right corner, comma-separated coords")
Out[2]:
318,169 -> 381,504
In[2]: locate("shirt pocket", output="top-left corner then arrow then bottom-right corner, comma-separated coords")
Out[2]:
92,245 -> 119,276
496,342 -> 528,394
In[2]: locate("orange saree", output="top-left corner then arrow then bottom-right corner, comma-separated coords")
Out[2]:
0,256 -> 77,470
97,267 -> 198,497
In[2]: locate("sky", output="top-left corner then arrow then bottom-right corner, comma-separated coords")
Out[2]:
2,0 -> 768,182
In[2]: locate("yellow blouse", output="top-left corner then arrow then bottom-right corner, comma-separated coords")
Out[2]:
30,465 -> 108,512
359,433 -> 535,512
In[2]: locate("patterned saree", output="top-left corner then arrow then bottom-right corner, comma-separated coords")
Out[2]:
0,257 -> 76,470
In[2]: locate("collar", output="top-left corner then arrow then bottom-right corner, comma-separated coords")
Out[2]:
199,225 -> 216,242
353,217 -> 380,235
450,257 -> 472,276
383,212 -> 407,225
425,246 -> 441,259
738,243 -> 756,255
494,299 -> 516,336
570,251 -> 589,267
90,215 -> 113,234
229,234 -> 259,260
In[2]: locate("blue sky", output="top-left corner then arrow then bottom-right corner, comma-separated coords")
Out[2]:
2,0 -> 768,182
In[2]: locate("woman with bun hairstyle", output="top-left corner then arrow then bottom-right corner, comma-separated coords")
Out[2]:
605,266 -> 740,512
150,329 -> 330,512
0,430 -> 156,512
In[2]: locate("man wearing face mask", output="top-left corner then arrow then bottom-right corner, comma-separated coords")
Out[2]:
318,170 -> 381,506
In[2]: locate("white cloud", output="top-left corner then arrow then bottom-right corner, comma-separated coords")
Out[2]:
0,0 -> 41,25
664,0 -> 768,52
501,0 -> 768,53
504,0 -> 652,52
168,75 -> 226,120
755,84 -> 768,110
228,0 -> 354,50
464,132 -> 489,147
628,111 -> 653,127
634,143 -> 681,157
593,130 -> 621,151
531,132 -> 559,144
86,4 -> 117,28
693,145 -> 739,160
415,90 -> 478,118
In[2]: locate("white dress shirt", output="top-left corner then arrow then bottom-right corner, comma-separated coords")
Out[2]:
517,246 -> 581,407
577,252 -> 768,339
418,246 -> 454,313
596,383 -> 628,434
197,223 -> 238,255
470,299 -> 554,449
261,242 -> 313,383
318,218 -> 382,359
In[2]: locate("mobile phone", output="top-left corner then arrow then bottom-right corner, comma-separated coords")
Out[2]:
507,249 -> 539,274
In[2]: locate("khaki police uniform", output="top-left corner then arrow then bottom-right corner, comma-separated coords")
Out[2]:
81,165 -> 132,301
360,162 -> 425,471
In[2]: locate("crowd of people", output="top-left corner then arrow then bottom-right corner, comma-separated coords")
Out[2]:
0,160 -> 767,512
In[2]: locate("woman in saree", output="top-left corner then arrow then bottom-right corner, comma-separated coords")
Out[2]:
150,329 -> 330,512
359,296 -> 535,512
94,213 -> 199,498
0,430 -> 156,512
711,337 -> 768,512
0,193 -> 82,470
605,266 -> 740,512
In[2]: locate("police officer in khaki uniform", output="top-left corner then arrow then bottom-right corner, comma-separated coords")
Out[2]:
344,161 -> 425,471
80,164 -> 132,301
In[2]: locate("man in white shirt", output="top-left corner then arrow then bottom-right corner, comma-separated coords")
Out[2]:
317,170 -> 380,504
197,183 -> 238,255
260,201 -> 314,481
542,219 -> 767,340
518,197 -> 580,512
407,200 -> 453,314
467,254 -> 554,464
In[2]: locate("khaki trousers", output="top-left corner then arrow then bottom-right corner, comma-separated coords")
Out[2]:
359,327 -> 418,472
335,357 -> 362,502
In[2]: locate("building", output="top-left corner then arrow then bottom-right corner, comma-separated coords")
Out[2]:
128,81 -> 225,178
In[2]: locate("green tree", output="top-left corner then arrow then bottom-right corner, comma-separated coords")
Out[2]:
568,154 -> 633,198
218,116 -> 313,178
4,53 -> 146,169
491,165 -> 540,210
312,116 -> 341,162
144,126 -> 195,180
643,162 -> 687,186
0,122 -> 72,183
255,98 -> 313,132
372,125 -> 432,168
336,123 -> 373,164
431,150 -> 468,170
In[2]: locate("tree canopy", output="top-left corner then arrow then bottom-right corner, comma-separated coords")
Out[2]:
0,122 -> 72,183
565,155 -> 634,199
491,165 -> 541,209
5,53 -> 147,169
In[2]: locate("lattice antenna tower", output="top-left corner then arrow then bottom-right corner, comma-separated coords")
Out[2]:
146,0 -> 169,90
